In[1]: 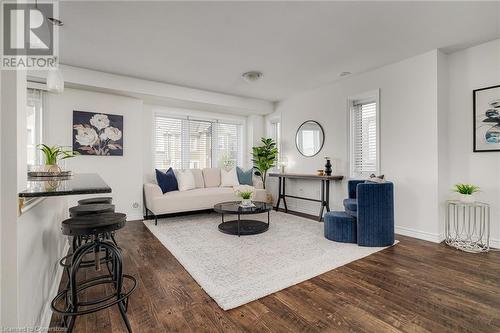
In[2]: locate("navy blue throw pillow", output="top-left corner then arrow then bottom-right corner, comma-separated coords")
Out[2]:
155,168 -> 178,193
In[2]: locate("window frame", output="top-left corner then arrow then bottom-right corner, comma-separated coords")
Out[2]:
347,89 -> 380,178
26,85 -> 45,167
268,117 -> 281,170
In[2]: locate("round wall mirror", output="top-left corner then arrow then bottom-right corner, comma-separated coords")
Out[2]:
295,120 -> 325,157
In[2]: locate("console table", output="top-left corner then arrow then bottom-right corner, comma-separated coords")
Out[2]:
445,200 -> 490,253
269,173 -> 344,221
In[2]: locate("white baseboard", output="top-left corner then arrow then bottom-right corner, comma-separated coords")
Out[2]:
490,238 -> 500,249
40,240 -> 69,332
127,212 -> 144,221
394,225 -> 442,243
285,206 -> 498,248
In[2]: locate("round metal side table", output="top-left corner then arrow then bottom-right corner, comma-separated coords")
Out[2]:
445,200 -> 490,253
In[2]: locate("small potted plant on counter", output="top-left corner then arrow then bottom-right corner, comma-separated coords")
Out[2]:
452,183 -> 480,203
37,144 -> 79,174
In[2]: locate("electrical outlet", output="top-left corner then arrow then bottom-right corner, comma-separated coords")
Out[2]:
132,202 -> 140,209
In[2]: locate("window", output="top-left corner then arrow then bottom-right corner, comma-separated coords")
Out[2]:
349,94 -> 379,178
214,122 -> 242,168
26,88 -> 44,167
154,114 -> 243,170
270,120 -> 281,166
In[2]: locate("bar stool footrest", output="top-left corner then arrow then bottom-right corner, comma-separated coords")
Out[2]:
51,274 -> 137,316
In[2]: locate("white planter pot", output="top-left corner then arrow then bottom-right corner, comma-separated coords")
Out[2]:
241,198 -> 253,207
459,194 -> 475,203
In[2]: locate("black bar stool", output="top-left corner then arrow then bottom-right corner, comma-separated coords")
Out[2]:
68,204 -> 116,250
52,212 -> 137,333
78,197 -> 113,205
60,204 -> 117,289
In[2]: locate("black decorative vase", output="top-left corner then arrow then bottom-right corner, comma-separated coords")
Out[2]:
324,159 -> 332,176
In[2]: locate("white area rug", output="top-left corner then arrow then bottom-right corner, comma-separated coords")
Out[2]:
144,211 -> 394,310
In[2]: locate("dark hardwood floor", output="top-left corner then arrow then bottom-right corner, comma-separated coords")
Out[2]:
50,214 -> 500,333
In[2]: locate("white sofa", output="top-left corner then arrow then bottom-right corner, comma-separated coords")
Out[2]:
144,168 -> 267,224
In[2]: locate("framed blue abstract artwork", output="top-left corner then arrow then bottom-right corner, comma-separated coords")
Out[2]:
473,85 -> 500,152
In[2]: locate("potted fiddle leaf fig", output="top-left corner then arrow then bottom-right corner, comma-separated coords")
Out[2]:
252,137 -> 278,190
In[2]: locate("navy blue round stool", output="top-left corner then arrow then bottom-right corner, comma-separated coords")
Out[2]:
324,211 -> 357,243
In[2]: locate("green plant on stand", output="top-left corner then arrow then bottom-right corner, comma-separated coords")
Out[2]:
37,144 -> 79,172
252,137 -> 278,190
452,183 -> 480,203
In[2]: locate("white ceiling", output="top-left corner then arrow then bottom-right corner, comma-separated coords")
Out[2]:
59,1 -> 500,102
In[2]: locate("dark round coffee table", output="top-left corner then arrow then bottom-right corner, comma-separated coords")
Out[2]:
214,201 -> 273,236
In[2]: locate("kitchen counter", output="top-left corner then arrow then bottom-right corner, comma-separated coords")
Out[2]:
19,173 -> 112,198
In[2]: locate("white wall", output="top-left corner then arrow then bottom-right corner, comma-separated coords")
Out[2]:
270,50 -> 442,241
437,50 -> 450,239
1,69 -> 69,330
446,39 -> 500,247
45,88 -> 144,220
246,115 -> 265,168
17,198 -> 68,329
1,70 -> 26,328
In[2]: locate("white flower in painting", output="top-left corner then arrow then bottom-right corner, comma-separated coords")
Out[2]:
104,126 -> 122,141
100,132 -> 108,141
89,114 -> 110,130
75,127 -> 99,146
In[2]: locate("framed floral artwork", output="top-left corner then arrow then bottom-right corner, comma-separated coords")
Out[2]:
473,85 -> 500,152
73,111 -> 123,156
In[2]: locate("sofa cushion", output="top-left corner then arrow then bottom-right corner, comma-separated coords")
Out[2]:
236,167 -> 253,186
147,186 -> 269,215
343,198 -> 358,212
155,168 -> 178,194
176,170 -> 196,191
189,169 -> 205,188
202,168 -> 221,187
221,167 -> 239,187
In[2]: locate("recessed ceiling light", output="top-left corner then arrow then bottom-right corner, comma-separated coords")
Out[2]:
339,71 -> 351,77
242,71 -> 263,82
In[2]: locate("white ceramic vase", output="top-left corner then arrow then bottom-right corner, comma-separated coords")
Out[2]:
241,198 -> 252,207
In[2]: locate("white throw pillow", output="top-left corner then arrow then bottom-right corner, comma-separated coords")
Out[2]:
220,167 -> 239,187
176,170 -> 196,191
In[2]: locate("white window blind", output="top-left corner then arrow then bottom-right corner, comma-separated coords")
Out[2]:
215,122 -> 242,168
187,119 -> 212,169
154,117 -> 183,169
26,88 -> 44,167
350,100 -> 378,177
154,114 -> 242,170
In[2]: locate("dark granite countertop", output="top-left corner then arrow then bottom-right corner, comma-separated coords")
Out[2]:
19,173 -> 112,198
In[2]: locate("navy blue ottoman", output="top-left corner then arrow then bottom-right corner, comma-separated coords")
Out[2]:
324,211 -> 357,243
